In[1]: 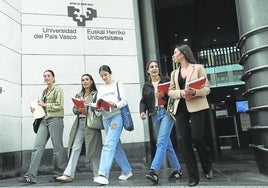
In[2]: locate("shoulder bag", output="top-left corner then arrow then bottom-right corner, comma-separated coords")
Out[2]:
116,82 -> 134,131
86,92 -> 104,130
33,118 -> 42,133
166,98 -> 176,121
33,90 -> 46,133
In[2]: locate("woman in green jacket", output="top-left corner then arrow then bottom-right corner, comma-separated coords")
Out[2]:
57,73 -> 102,182
20,70 -> 66,184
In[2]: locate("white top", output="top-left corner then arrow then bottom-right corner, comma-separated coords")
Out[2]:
96,81 -> 127,119
152,81 -> 158,106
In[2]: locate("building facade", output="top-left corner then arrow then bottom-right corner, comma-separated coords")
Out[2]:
1,0 -> 268,178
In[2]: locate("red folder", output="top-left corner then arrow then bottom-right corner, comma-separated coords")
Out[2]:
157,82 -> 170,94
96,99 -> 111,111
157,82 -> 170,106
158,98 -> 166,106
71,97 -> 84,108
186,77 -> 206,90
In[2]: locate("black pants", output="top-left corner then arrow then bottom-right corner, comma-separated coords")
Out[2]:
174,104 -> 212,182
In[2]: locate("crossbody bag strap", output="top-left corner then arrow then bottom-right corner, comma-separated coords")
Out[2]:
85,92 -> 96,125
116,81 -> 121,100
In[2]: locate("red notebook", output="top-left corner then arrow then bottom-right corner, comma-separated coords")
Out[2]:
185,77 -> 206,90
157,82 -> 170,106
89,99 -> 111,111
71,97 -> 84,108
158,98 -> 166,106
96,99 -> 111,111
157,82 -> 170,94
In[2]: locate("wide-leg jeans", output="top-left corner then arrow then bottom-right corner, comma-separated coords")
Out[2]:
98,113 -> 132,178
151,108 -> 181,172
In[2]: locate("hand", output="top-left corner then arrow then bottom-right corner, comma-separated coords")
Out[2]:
140,112 -> 146,120
82,99 -> 89,105
38,101 -> 46,107
30,107 -> 35,113
181,89 -> 196,100
156,90 -> 164,99
180,90 -> 191,98
108,102 -> 117,108
188,87 -> 196,95
77,107 -> 87,115
96,107 -> 104,112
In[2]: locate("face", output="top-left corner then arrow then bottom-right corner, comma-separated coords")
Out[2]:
99,70 -> 111,84
43,71 -> 55,85
173,48 -> 183,63
147,61 -> 159,77
81,75 -> 92,89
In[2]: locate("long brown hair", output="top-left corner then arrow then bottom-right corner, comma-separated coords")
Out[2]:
175,44 -> 197,64
145,60 -> 162,81
80,74 -> 97,94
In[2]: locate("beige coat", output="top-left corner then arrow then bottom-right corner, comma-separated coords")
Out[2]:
67,91 -> 102,158
168,64 -> 210,114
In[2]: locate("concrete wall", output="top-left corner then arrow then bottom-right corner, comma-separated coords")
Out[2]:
0,0 -> 149,178
0,0 -> 22,178
0,0 -> 21,152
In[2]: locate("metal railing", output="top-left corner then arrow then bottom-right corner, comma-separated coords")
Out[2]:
198,45 -> 241,68
160,43 -> 242,71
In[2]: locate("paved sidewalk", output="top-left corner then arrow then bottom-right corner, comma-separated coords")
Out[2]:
1,149 -> 268,187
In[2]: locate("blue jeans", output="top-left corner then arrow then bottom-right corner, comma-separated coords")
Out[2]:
151,108 -> 181,172
98,113 -> 132,178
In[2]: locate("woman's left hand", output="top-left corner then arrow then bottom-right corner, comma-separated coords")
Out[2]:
38,100 -> 46,107
140,112 -> 146,120
108,102 -> 117,108
156,90 -> 164,98
30,107 -> 35,113
182,88 -> 196,99
95,107 -> 104,112
78,107 -> 87,115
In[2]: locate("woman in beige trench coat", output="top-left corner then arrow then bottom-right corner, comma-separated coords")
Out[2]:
57,73 -> 102,183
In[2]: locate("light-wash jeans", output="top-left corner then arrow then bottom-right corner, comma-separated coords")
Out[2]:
98,113 -> 132,178
63,118 -> 100,179
151,108 -> 181,171
25,117 -> 66,182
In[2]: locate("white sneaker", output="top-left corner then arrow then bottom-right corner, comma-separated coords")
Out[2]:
93,176 -> 109,185
118,171 -> 133,180
56,175 -> 73,183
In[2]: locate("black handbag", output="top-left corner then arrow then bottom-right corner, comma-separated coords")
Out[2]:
33,118 -> 42,133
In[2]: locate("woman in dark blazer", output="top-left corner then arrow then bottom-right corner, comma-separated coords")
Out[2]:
168,44 -> 213,187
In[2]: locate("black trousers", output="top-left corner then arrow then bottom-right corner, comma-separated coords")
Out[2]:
174,103 -> 212,182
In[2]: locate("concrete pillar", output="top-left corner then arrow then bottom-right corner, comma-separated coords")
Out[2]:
137,0 -> 168,169
138,0 -> 160,63
236,0 -> 268,176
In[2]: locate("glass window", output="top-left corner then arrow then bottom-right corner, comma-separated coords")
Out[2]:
217,72 -> 228,83
233,70 -> 243,81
